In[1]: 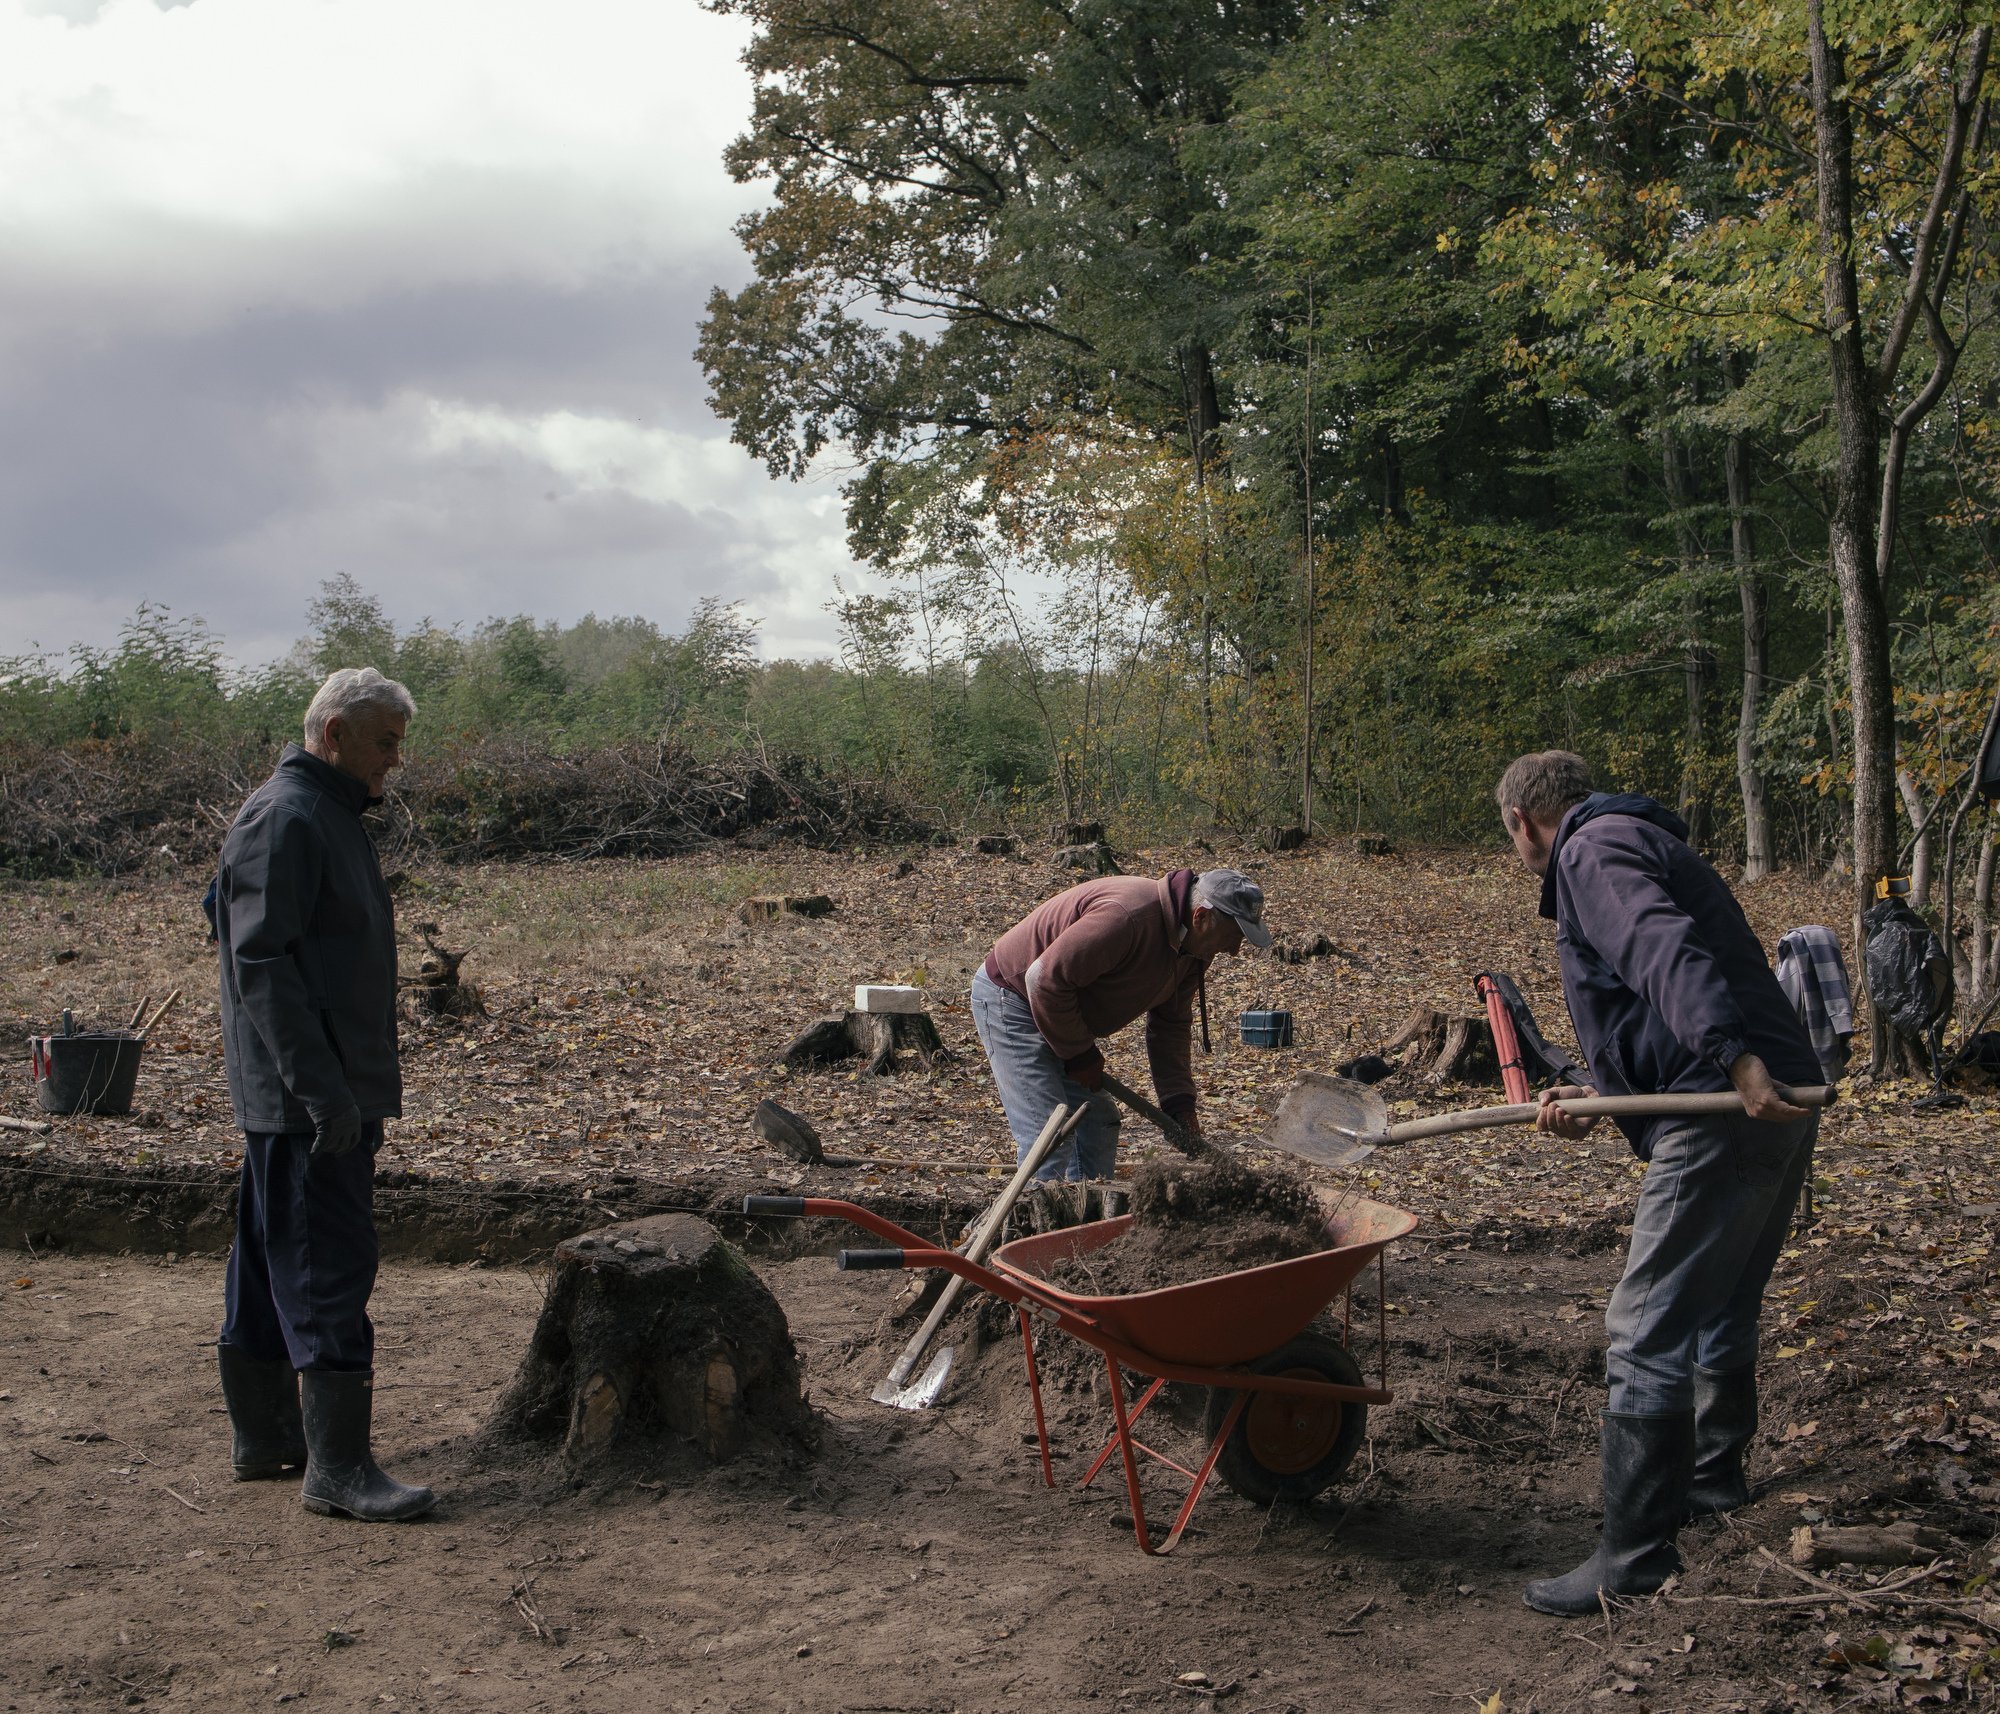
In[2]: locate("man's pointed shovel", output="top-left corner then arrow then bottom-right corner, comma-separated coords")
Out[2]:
1266,1072 -> 1836,1170
870,1099 -> 1091,1411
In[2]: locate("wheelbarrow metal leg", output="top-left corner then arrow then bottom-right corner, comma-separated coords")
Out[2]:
1018,1307 -> 1055,1489
1081,1376 -> 1170,1489
1100,1355 -> 1249,1556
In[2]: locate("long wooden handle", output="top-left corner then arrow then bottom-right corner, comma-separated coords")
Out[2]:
877,1102 -> 1088,1393
137,989 -> 181,1038
1383,1084 -> 1835,1145
1100,1072 -> 1228,1163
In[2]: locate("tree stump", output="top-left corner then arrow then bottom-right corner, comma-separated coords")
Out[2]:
487,1215 -> 813,1468
738,893 -> 835,923
399,924 -> 485,1019
781,1009 -> 952,1075
1052,839 -> 1120,876
974,834 -> 1016,855
1260,825 -> 1307,852
1383,1006 -> 1500,1085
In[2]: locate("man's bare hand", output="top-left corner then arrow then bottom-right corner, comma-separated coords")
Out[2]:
1536,1084 -> 1599,1140
1729,1053 -> 1810,1122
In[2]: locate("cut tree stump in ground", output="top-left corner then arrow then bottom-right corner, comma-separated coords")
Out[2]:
399,924 -> 485,1019
1052,840 -> 1119,877
738,893 -> 835,923
1382,1006 -> 1499,1086
781,1009 -> 951,1076
486,1214 -> 813,1468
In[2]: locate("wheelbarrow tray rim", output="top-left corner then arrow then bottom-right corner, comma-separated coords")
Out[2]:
988,1193 -> 1416,1369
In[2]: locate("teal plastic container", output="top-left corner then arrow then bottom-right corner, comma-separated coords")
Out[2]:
1238,1010 -> 1294,1049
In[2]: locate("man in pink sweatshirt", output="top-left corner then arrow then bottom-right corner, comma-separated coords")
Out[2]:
971,868 -> 1271,1179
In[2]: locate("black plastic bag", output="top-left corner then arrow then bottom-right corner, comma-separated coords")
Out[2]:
1861,899 -> 1953,1037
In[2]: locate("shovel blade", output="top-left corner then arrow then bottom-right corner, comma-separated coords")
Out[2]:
1262,1073 -> 1388,1169
869,1344 -> 955,1412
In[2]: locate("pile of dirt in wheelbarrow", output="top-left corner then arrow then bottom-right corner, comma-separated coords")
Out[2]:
1045,1154 -> 1331,1297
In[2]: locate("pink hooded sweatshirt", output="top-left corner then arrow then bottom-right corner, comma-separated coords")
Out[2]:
982,869 -> 1203,1117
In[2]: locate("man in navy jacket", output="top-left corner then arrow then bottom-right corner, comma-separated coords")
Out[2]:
1498,751 -> 1820,1615
214,666 -> 432,1522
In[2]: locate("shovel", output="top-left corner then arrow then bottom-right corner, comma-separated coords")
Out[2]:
869,1098 -> 1090,1411
1266,1072 -> 1837,1169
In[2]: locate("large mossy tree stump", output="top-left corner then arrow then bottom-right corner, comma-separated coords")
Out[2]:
782,1009 -> 951,1075
1382,1006 -> 1499,1086
489,1214 -> 813,1468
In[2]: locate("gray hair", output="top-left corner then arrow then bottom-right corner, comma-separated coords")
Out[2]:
1495,750 -> 1592,822
304,667 -> 416,745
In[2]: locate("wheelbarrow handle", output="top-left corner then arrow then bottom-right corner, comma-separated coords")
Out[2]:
838,1248 -> 908,1270
743,1195 -> 808,1217
1382,1083 -> 1837,1145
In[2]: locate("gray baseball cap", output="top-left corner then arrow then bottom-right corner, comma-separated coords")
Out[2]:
1193,868 -> 1272,948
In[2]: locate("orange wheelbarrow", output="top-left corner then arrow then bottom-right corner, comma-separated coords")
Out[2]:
743,1191 -> 1416,1555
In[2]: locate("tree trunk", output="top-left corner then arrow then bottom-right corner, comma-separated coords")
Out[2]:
1661,419 -> 1713,848
1897,770 -> 1933,909
1727,423 -> 1774,880
1976,821 -> 1998,1002
1809,2 -> 1899,1073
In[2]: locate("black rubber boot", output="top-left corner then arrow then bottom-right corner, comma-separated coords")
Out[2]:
1687,1364 -> 1757,1517
299,1370 -> 435,1522
217,1345 -> 307,1480
1524,1411 -> 1694,1616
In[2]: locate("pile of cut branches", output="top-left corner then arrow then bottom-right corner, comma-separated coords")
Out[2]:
0,736 -> 933,878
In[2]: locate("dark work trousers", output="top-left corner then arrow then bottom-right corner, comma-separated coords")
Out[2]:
220,1126 -> 381,1373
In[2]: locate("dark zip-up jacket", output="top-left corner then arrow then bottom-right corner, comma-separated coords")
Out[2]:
216,745 -> 402,1133
1542,793 -> 1818,1158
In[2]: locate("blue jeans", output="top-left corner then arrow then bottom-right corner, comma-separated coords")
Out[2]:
970,968 -> 1121,1181
1603,1111 -> 1815,1414
220,1126 -> 382,1372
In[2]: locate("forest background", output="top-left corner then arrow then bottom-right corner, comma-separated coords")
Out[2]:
6,0 -> 2000,1061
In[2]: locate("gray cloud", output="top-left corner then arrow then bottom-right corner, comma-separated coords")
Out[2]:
0,0 -> 854,671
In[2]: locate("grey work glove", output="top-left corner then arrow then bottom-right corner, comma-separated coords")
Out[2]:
309,1102 -> 364,1158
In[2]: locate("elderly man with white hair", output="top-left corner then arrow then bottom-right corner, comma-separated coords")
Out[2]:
972,866 -> 1271,1180
210,667 -> 433,1522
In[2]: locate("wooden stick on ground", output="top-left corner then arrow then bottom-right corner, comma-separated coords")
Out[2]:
0,1116 -> 54,1135
870,1101 -> 1089,1405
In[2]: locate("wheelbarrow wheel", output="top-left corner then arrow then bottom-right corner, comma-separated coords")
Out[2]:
1204,1333 -> 1367,1507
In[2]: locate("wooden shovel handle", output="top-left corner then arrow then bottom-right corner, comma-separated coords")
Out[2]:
1383,1084 -> 1835,1145
1100,1072 -> 1229,1164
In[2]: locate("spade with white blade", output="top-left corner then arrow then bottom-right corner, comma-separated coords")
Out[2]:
1266,1072 -> 1836,1170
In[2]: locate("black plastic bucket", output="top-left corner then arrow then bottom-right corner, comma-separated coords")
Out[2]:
28,1031 -> 144,1116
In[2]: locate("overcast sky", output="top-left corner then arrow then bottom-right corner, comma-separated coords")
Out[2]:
0,0 -> 858,669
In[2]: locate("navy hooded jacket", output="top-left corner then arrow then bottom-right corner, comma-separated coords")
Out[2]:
1541,793 -> 1818,1158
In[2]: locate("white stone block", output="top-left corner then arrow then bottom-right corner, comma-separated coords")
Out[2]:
854,984 -> 925,1014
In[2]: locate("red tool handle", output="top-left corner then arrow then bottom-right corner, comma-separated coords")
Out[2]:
1476,975 -> 1531,1104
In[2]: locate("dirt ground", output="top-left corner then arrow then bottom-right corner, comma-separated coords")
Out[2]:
0,1233 -> 1848,1714
5,840 -> 2000,1710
